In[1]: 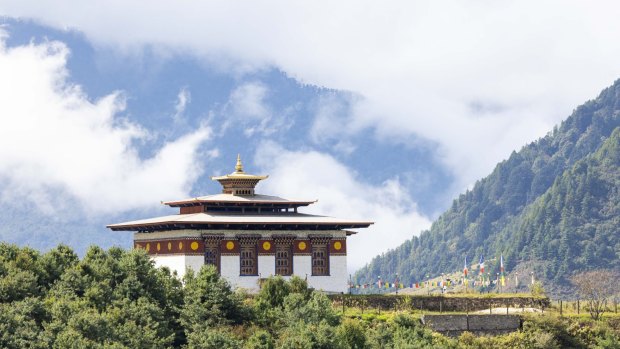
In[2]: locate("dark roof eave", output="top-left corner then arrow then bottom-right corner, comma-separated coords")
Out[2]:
166,201 -> 315,208
108,221 -> 373,232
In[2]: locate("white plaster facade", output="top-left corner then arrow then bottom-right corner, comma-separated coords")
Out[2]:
134,230 -> 350,293
151,254 -> 204,279
309,255 -> 348,293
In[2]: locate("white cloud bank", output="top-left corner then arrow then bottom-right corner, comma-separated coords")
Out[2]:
221,82 -> 293,137
3,1 -> 620,265
0,35 -> 212,214
254,142 -> 432,271
3,1 -> 620,190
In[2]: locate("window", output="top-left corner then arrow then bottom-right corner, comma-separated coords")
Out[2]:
275,243 -> 292,276
239,238 -> 258,276
204,237 -> 221,273
311,239 -> 330,276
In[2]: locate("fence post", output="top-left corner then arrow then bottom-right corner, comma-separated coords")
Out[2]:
560,300 -> 562,317
577,299 -> 580,314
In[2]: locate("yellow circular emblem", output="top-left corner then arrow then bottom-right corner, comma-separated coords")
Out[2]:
226,241 -> 235,250
334,241 -> 342,250
190,241 -> 199,251
156,243 -> 161,251
179,242 -> 183,250
298,241 -> 307,251
167,242 -> 172,251
262,241 -> 271,251
145,243 -> 150,251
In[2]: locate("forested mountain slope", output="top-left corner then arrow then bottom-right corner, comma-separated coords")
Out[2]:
355,80 -> 620,294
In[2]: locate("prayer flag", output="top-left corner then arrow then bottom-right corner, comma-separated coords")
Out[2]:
464,256 -> 469,276
500,254 -> 505,273
479,255 -> 485,274
500,254 -> 506,286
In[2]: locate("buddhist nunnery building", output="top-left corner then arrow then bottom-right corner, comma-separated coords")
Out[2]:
107,156 -> 373,293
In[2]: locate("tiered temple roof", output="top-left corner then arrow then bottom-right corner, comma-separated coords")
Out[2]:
107,155 -> 373,232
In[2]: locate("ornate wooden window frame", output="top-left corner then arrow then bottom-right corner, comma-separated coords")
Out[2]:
310,236 -> 330,276
239,235 -> 260,276
274,235 -> 294,276
203,235 -> 223,273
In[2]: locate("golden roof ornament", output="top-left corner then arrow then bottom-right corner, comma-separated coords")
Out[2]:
235,154 -> 244,173
211,155 -> 268,195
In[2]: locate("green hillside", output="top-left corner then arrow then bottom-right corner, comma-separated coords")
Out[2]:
355,80 -> 620,296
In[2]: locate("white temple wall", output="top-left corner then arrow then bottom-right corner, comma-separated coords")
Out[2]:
293,255 -> 312,279
221,255 -> 259,292
152,255 -> 185,276
138,229 -> 351,293
258,255 -> 275,278
185,255 -> 205,276
152,255 -> 203,279
307,255 -> 348,293
152,253 -> 347,293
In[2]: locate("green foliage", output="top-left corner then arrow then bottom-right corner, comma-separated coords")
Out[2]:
256,275 -> 291,309
355,81 -> 620,296
530,281 -> 545,297
0,298 -> 50,349
245,329 -> 275,349
2,243 -> 620,348
282,292 -> 340,326
277,321 -> 343,349
185,327 -> 241,349
38,244 -> 79,289
181,264 -> 249,345
336,318 -> 366,349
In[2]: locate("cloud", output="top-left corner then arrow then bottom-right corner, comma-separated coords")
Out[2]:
309,93 -> 361,155
229,82 -> 270,121
222,81 -> 293,137
0,34 -> 212,214
3,1 -> 620,193
254,142 -> 432,271
173,86 -> 191,122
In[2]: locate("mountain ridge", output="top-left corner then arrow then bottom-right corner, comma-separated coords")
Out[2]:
355,79 -> 620,297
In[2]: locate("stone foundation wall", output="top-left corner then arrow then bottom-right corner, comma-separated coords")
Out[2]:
421,314 -> 521,336
330,295 -> 549,312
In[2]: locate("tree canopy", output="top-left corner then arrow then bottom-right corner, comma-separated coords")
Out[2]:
355,80 -> 620,297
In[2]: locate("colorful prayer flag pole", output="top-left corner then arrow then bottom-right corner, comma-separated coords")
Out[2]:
500,254 -> 506,287
464,256 -> 469,276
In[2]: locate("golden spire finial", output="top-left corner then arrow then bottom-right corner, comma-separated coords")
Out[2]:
235,154 -> 244,173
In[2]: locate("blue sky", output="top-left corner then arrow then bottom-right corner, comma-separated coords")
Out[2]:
1,2 -> 620,270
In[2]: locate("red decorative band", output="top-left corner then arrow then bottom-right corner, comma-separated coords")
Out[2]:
134,238 -> 203,255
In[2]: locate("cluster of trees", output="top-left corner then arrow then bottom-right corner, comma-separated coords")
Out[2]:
356,80 -> 620,296
0,243 -> 446,348
2,243 -> 620,348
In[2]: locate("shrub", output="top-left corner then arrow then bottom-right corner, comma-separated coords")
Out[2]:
244,329 -> 274,349
186,327 -> 241,349
336,318 -> 366,349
